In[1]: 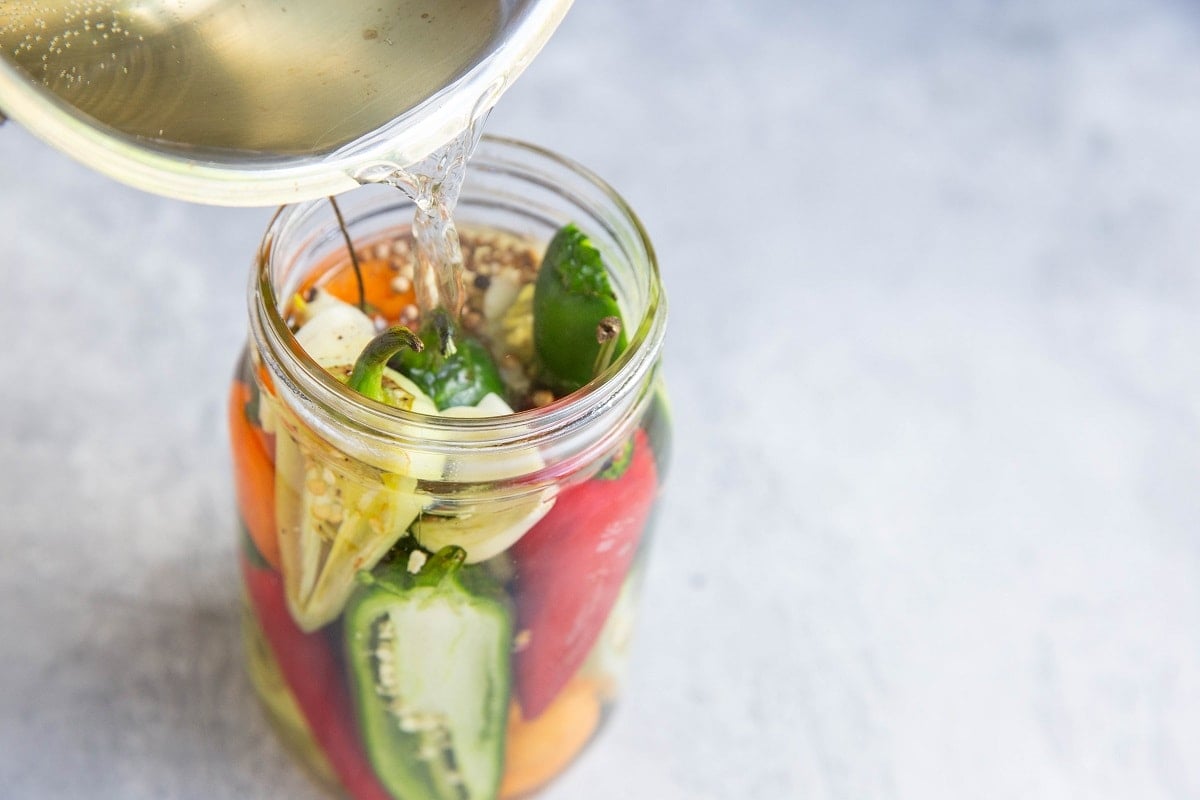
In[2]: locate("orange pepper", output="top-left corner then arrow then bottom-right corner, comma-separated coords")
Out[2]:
500,677 -> 602,799
229,381 -> 280,569
254,359 -> 275,398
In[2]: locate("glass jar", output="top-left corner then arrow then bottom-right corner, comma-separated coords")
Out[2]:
228,136 -> 670,800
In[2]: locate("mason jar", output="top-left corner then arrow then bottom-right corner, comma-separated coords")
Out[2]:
228,137 -> 670,800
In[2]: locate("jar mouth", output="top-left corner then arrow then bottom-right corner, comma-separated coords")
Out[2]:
251,135 -> 666,454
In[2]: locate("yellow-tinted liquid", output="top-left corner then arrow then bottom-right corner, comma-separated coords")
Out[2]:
0,0 -> 501,154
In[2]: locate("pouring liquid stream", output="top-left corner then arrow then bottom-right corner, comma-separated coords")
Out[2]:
384,123 -> 483,322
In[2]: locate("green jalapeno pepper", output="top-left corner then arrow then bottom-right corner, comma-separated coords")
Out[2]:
533,223 -> 628,394
345,546 -> 512,800
392,309 -> 507,410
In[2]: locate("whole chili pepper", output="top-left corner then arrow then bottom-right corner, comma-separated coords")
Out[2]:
533,224 -> 628,394
392,308 -> 507,410
239,546 -> 394,800
510,428 -> 658,718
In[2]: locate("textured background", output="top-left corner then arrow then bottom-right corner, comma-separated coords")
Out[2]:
3,1 -> 1200,798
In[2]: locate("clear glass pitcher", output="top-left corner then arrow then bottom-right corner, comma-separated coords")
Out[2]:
0,1 -> 571,205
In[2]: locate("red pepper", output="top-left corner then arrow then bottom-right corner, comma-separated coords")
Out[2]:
239,553 -> 394,800
511,429 -> 659,718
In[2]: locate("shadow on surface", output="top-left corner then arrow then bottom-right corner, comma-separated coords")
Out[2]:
0,557 -> 325,800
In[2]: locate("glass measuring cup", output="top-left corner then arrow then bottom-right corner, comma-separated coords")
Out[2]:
0,0 -> 572,204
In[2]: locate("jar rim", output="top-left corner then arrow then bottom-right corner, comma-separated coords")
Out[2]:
250,135 -> 666,454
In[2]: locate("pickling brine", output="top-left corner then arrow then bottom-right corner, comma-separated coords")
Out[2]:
230,138 -> 669,800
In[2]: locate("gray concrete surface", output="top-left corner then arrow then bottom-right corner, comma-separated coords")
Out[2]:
3,1 -> 1200,798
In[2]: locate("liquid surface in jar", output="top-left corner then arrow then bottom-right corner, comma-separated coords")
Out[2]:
292,222 -> 547,408
0,0 -> 501,155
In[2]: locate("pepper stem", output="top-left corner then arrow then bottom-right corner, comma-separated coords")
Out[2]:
347,326 -> 424,402
431,308 -> 458,359
592,316 -> 623,378
354,566 -> 409,596
414,545 -> 466,588
328,195 -> 367,313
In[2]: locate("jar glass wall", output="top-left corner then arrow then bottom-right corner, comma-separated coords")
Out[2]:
228,137 -> 670,800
